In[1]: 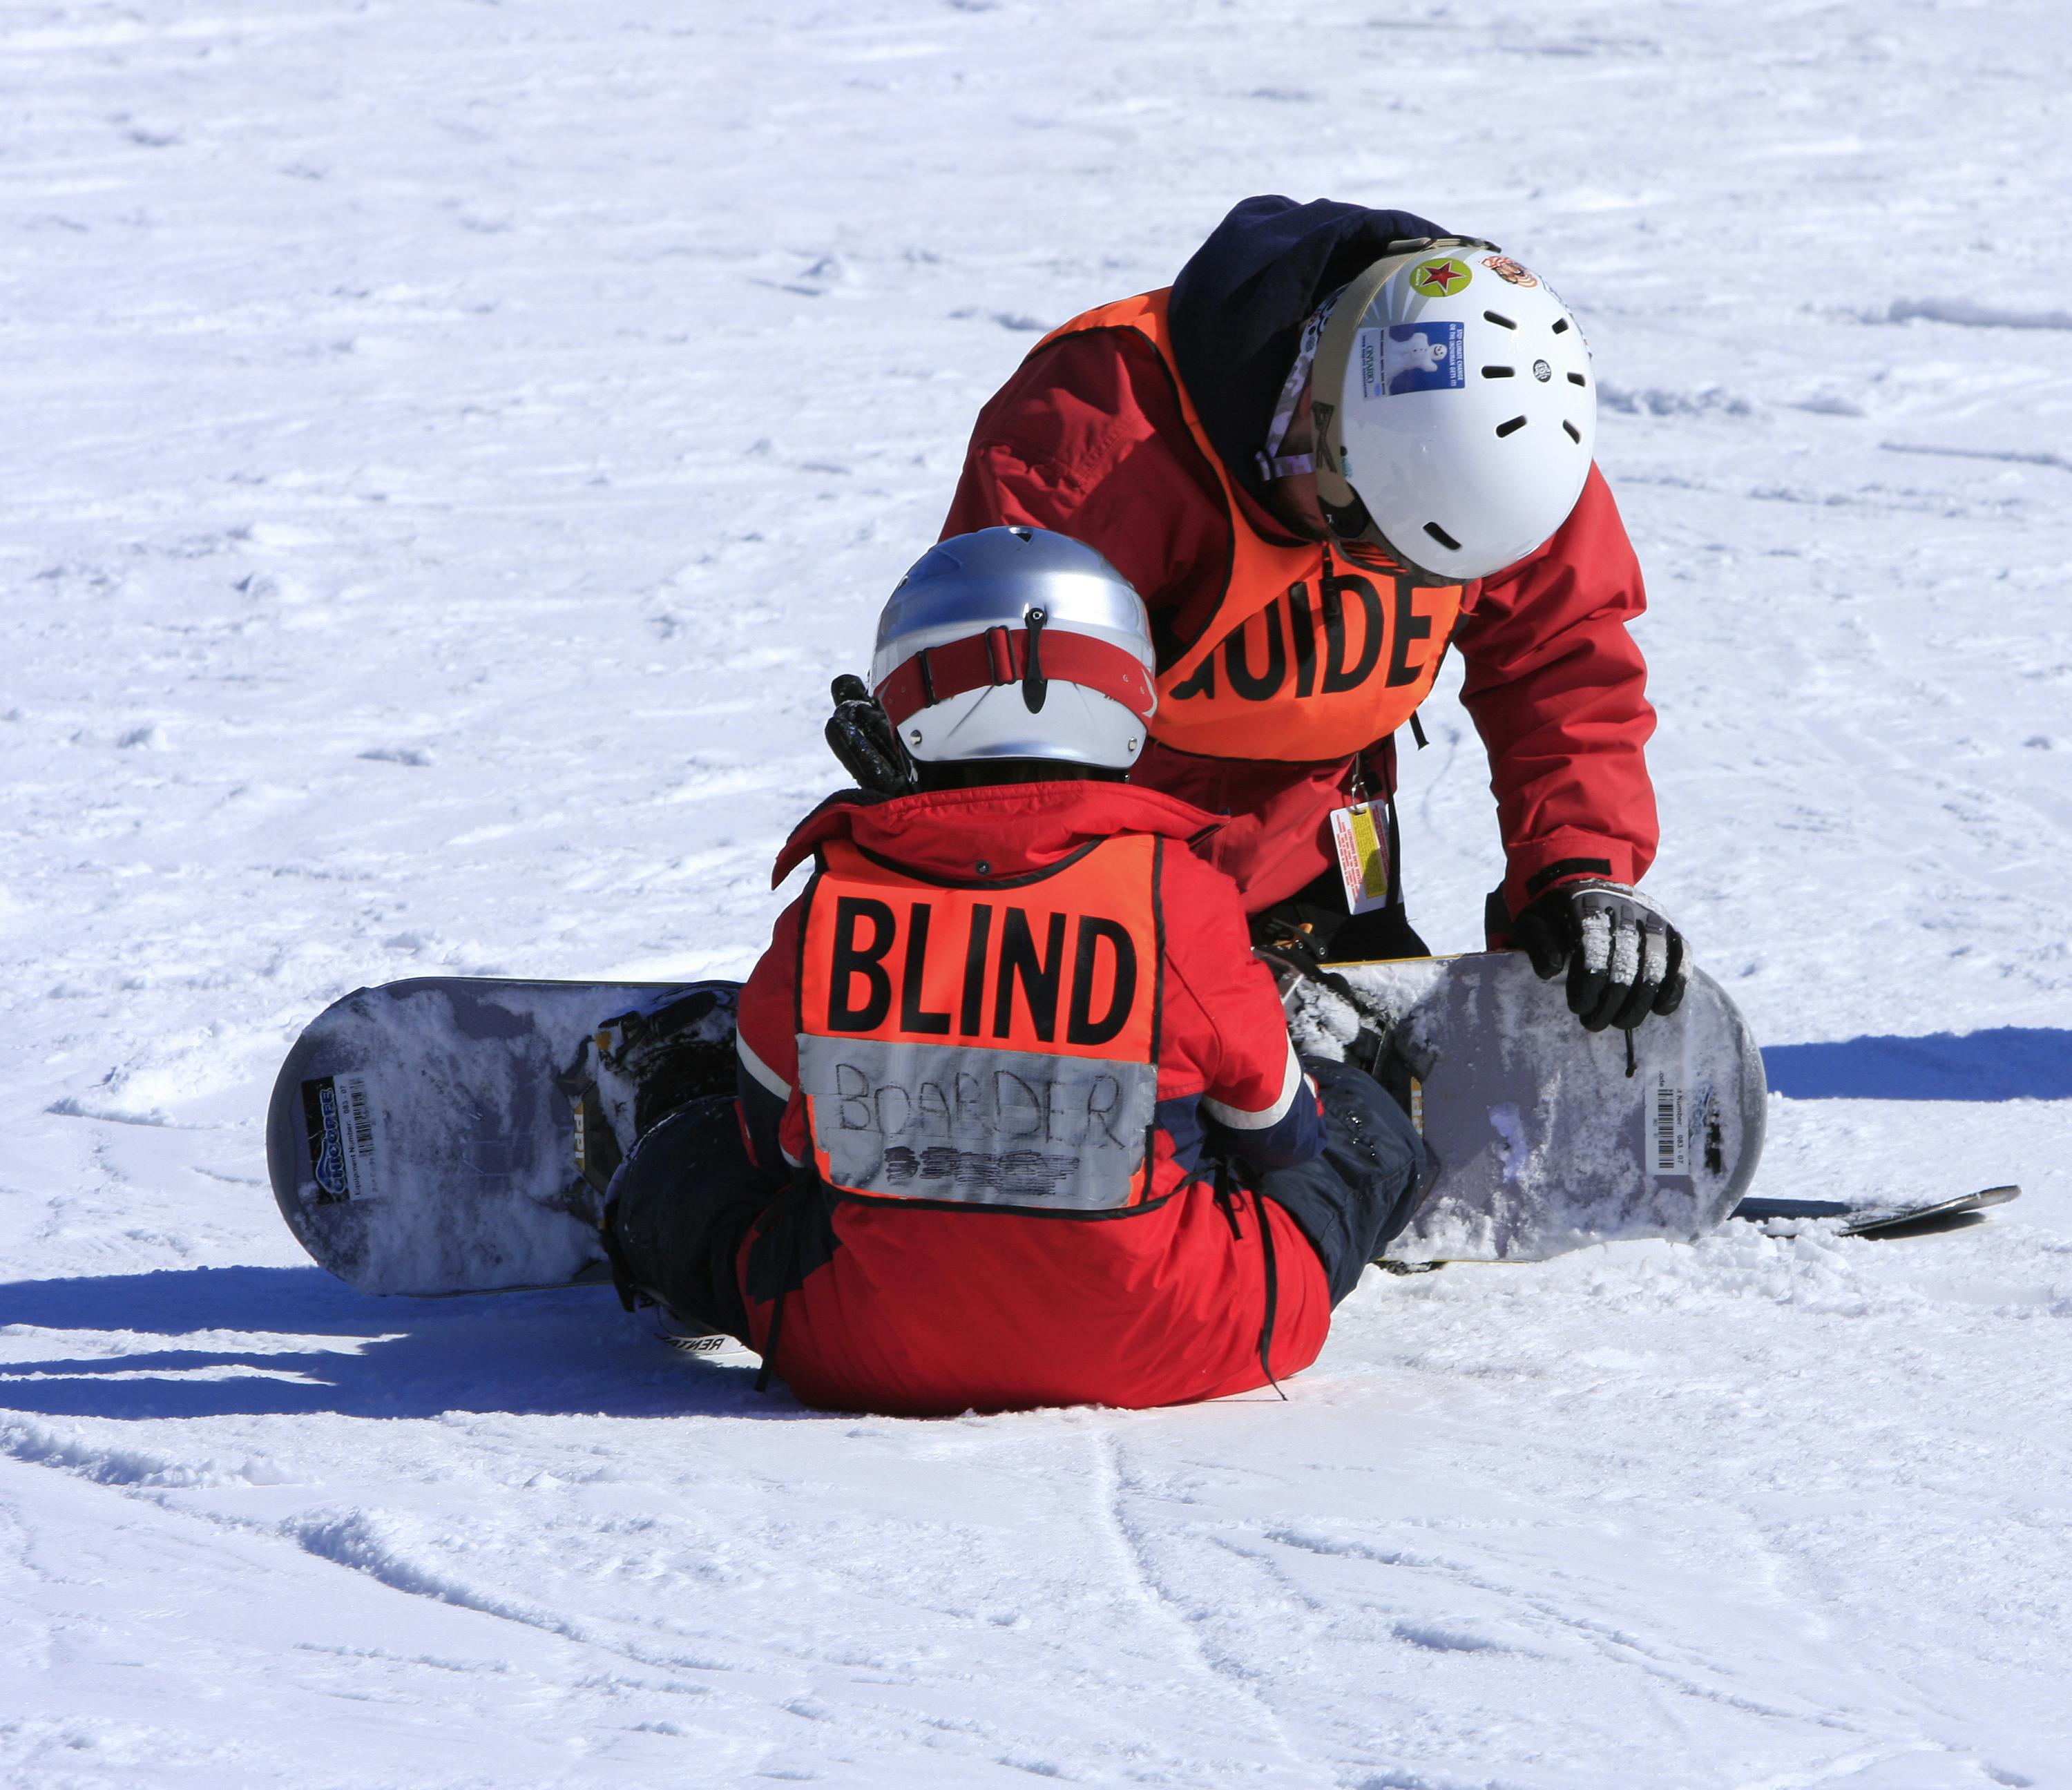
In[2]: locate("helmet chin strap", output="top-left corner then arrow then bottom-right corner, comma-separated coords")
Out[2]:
1318,487 -> 1459,588
1254,289 -> 1343,483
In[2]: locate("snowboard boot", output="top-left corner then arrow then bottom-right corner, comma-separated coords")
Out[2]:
599,1189 -> 747,1357
597,1096 -> 765,1361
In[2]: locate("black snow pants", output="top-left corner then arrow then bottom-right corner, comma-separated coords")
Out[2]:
1254,1057 -> 1429,1303
603,1095 -> 771,1340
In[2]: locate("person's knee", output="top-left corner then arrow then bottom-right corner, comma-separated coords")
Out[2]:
1257,1058 -> 1428,1303
609,1096 -> 736,1231
1305,1056 -> 1428,1189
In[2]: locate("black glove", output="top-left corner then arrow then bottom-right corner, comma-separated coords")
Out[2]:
1510,878 -> 1688,1032
824,675 -> 915,796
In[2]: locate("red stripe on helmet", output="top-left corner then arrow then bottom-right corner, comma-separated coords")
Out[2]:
877,629 -> 1155,728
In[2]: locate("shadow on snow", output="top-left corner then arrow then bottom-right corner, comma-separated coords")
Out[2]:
0,1264 -> 808,1424
1762,1026 -> 2072,1102
17,1024 -> 2063,1425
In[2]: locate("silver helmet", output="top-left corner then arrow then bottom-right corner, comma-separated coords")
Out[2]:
870,526 -> 1158,770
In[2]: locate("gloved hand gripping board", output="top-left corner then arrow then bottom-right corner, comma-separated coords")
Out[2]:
1285,952 -> 1767,1263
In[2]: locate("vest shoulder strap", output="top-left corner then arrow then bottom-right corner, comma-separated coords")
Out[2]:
1033,287 -> 1173,357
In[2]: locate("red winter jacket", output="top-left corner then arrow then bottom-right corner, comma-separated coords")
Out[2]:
941,320 -> 1660,920
729,780 -> 1335,1416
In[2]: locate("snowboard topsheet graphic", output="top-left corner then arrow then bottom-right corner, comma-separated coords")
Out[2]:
1291,952 -> 1767,1263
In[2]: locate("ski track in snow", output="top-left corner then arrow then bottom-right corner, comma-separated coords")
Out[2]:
4,0 -> 2072,1783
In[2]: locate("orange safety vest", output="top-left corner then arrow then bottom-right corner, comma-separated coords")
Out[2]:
1035,290 -> 1465,764
794,835 -> 1165,1211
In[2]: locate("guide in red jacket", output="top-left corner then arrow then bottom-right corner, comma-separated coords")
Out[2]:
943,195 -> 1688,1034
603,528 -> 1426,1416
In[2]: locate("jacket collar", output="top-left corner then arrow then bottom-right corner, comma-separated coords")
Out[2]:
771,780 -> 1220,887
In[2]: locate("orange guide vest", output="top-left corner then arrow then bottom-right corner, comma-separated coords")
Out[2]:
1036,290 -> 1464,765
795,836 -> 1165,1211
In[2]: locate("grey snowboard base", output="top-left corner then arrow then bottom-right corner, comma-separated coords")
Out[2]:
1289,951 -> 1767,1264
266,978 -> 736,1296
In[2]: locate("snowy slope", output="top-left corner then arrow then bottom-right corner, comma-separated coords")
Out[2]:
6,1 -> 2072,1784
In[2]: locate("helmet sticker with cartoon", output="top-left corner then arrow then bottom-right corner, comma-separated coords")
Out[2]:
1480,255 -> 1540,289
1357,324 -> 1466,398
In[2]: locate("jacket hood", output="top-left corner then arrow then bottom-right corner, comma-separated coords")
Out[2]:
771,781 -> 1220,887
1167,194 -> 1445,511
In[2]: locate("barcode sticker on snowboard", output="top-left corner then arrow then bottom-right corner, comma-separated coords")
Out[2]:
1652,1073 -> 1689,1176
302,1074 -> 378,1204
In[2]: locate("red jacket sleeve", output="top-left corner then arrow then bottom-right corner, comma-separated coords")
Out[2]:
1158,851 -> 1324,1169
1454,465 -> 1659,918
735,896 -> 804,1172
941,330 -> 1237,650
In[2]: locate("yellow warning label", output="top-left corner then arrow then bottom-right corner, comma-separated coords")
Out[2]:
1347,805 -> 1388,899
1329,803 -> 1392,915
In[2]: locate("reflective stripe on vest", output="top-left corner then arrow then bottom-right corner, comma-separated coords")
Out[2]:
1034,289 -> 1465,764
795,835 -> 1164,1211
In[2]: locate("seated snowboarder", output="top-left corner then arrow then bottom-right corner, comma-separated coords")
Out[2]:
602,525 -> 1427,1416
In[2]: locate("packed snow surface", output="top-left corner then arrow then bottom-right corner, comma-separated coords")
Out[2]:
6,1 -> 2072,1784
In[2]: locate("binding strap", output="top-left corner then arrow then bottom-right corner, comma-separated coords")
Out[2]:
876,626 -> 1155,728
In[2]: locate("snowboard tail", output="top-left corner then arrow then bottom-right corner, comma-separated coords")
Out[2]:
267,979 -> 737,1296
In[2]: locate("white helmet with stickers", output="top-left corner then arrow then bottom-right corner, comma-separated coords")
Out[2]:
869,526 -> 1158,770
1305,242 -> 1597,584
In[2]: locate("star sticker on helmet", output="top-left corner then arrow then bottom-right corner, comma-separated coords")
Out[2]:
1412,257 -> 1471,296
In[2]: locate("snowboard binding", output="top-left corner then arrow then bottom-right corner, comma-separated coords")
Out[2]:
555,983 -> 740,1206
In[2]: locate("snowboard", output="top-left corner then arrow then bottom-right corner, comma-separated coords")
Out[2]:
1287,952 -> 1767,1264
266,978 -> 738,1296
268,952 -> 1765,1296
1732,1184 -> 2021,1237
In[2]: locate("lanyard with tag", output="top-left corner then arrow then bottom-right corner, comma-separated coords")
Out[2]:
1327,800 -> 1393,916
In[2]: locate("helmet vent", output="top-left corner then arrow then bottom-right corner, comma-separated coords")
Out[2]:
1481,365 -> 1515,378
1423,521 -> 1463,552
1562,420 -> 1582,443
1495,416 -> 1528,439
1551,318 -> 1571,335
1567,372 -> 1586,387
1484,310 -> 1517,330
